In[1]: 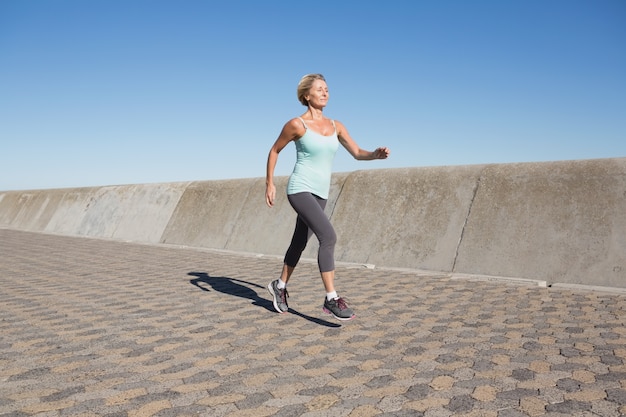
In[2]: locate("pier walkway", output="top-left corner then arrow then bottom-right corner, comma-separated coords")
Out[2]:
1,229 -> 625,416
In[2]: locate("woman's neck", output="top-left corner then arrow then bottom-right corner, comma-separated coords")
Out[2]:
304,107 -> 325,120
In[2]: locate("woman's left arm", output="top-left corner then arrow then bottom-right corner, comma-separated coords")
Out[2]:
336,120 -> 390,160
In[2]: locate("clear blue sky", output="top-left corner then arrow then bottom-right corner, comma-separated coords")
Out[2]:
1,0 -> 625,191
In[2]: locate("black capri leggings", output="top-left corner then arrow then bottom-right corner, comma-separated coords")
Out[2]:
284,192 -> 336,272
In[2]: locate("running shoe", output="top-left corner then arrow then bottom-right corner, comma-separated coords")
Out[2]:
323,297 -> 355,321
267,280 -> 289,313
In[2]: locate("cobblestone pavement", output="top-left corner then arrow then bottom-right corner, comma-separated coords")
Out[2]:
1,229 -> 625,417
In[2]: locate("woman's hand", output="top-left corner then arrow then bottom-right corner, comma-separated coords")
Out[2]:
266,183 -> 276,207
373,147 -> 390,159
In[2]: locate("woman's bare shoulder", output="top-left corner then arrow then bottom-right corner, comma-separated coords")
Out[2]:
282,117 -> 306,136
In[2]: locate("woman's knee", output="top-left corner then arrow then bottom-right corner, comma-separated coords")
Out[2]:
319,228 -> 337,248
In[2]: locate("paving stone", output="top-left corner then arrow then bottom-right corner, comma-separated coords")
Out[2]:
497,409 -> 529,417
597,371 -> 626,382
496,388 -> 540,402
1,229 -> 625,416
556,377 -> 583,392
544,399 -> 592,413
606,388 -> 626,405
445,394 -> 475,413
272,404 -> 309,417
380,410 -> 424,417
511,369 -> 535,382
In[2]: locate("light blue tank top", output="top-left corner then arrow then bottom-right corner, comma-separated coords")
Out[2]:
287,117 -> 339,199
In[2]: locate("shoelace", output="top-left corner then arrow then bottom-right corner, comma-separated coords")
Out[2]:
335,297 -> 348,310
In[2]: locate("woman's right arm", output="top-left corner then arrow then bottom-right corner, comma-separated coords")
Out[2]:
266,119 -> 303,207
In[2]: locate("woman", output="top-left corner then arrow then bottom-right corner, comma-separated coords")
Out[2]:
265,73 -> 390,321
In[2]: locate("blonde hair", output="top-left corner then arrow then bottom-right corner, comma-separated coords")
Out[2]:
297,73 -> 326,106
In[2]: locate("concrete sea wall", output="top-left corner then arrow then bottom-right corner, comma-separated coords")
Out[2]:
1,158 -> 625,288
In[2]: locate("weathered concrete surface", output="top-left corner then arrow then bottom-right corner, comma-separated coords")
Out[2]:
0,183 -> 189,243
455,158 -> 626,287
0,187 -> 76,232
73,183 -> 189,242
161,178 -> 258,249
1,158 -> 624,288
328,166 -> 482,272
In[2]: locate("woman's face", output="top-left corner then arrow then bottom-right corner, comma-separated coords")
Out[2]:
305,79 -> 329,108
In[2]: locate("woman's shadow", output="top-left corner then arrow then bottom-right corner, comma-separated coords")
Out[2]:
188,272 -> 340,327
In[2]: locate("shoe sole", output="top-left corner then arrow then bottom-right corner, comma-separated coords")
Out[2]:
323,307 -> 356,321
267,282 -> 288,314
